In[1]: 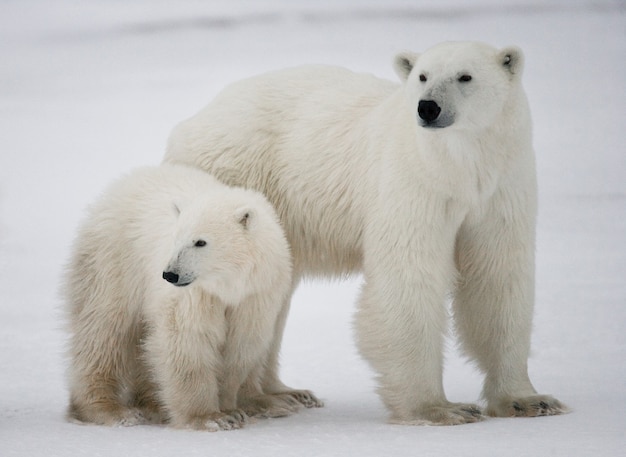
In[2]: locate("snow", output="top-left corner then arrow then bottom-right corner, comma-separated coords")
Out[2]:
0,0 -> 624,455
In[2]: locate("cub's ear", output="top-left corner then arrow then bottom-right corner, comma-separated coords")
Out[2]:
393,51 -> 419,81
234,206 -> 255,230
172,201 -> 182,217
499,46 -> 524,78
172,197 -> 192,217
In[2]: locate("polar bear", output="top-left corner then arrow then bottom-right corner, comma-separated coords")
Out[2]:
64,164 -> 301,430
165,41 -> 567,425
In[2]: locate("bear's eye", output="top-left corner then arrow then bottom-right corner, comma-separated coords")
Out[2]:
419,74 -> 427,82
458,74 -> 472,82
194,239 -> 207,247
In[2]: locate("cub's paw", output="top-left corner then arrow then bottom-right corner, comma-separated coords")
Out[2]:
487,395 -> 568,418
68,403 -> 147,427
114,408 -> 149,427
184,410 -> 249,431
132,394 -> 167,424
212,409 -> 249,430
390,402 -> 484,426
136,405 -> 167,425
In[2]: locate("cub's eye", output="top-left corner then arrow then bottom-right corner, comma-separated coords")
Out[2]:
194,239 -> 207,247
419,74 -> 427,82
458,74 -> 472,82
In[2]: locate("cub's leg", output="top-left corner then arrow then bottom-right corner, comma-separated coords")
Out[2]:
131,348 -> 167,424
145,292 -> 246,431
67,297 -> 145,426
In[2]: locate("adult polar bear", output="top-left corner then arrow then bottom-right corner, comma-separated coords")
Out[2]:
165,41 -> 566,425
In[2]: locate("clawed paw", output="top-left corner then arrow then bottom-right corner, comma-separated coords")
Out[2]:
284,390 -> 324,408
213,410 -> 248,430
115,409 -> 148,427
239,394 -> 300,418
390,402 -> 484,426
184,410 -> 249,431
240,390 -> 323,418
488,395 -> 568,418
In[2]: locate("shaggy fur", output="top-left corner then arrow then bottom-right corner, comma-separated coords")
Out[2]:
165,41 -> 566,424
64,164 -> 300,430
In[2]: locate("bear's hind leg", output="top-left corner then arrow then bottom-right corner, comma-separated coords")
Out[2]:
258,284 -> 323,409
237,371 -> 303,418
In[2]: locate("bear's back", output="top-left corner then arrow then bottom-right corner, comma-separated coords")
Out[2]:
211,64 -> 398,125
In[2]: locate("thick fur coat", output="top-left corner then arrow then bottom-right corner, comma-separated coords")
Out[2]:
64,164 -> 297,430
165,41 -> 566,424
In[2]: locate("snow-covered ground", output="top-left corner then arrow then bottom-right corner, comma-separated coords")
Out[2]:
1,1 -> 624,455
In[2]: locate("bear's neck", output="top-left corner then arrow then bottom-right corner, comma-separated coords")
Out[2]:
414,109 -> 531,205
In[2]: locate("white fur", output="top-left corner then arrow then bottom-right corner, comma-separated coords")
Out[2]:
64,164 -> 297,430
165,41 -> 566,424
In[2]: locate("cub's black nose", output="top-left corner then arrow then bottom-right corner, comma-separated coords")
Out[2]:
418,100 -> 441,123
162,271 -> 179,284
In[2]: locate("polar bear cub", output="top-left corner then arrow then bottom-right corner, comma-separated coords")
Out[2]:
165,41 -> 566,425
64,164 -> 295,430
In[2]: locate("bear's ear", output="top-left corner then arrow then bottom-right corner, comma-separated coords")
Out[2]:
393,51 -> 419,81
499,46 -> 524,78
234,206 -> 255,230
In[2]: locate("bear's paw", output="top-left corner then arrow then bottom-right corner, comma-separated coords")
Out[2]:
239,394 -> 301,418
390,402 -> 484,426
282,389 -> 324,409
487,394 -> 568,418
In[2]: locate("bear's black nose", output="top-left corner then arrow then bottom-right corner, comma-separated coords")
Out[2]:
162,271 -> 179,284
418,100 -> 441,123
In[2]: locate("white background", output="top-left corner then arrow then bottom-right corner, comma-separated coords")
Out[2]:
0,1 -> 624,456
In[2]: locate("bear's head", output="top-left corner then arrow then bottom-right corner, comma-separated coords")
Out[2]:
393,41 -> 524,131
161,193 -> 287,304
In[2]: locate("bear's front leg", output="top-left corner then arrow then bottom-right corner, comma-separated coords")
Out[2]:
356,279 -> 482,425
453,184 -> 567,418
356,204 -> 483,425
